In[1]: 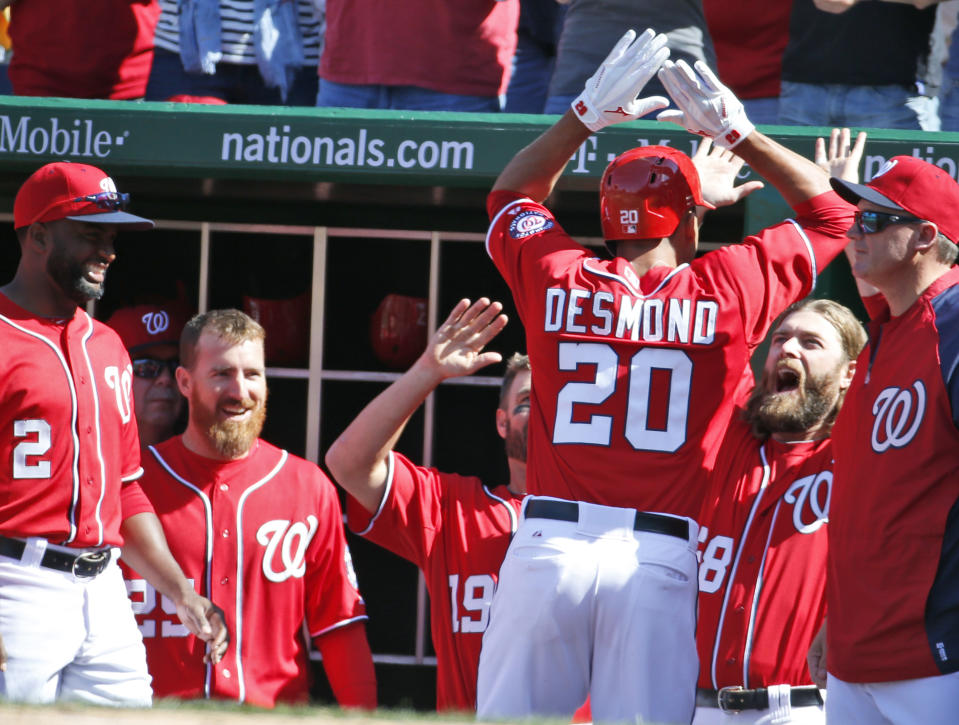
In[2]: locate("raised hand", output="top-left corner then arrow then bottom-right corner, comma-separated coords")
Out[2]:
657,60 -> 754,150
692,138 -> 765,208
572,28 -> 670,132
423,298 -> 508,380
814,127 -> 867,184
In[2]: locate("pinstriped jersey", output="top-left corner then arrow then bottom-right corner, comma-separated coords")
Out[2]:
122,436 -> 367,707
829,267 -> 959,682
0,292 -> 142,548
346,451 -> 522,711
485,190 -> 853,519
697,417 -> 831,689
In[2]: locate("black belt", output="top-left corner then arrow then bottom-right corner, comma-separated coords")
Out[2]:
697,686 -> 824,712
0,535 -> 112,579
524,498 -> 689,541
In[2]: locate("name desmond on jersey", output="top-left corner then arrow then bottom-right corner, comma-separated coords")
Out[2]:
544,288 -> 718,344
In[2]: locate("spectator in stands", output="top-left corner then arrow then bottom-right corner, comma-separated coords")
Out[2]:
779,0 -> 940,131
504,0 -> 567,113
935,0 -> 959,131
3,0 -> 160,100
703,0 -> 793,125
145,0 -> 322,105
543,0 -> 716,114
317,0 -> 518,111
106,301 -> 191,448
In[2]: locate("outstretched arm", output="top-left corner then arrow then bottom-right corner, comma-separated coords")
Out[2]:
121,513 -> 229,664
494,28 -> 670,201
658,60 -> 831,208
813,127 -> 881,299
325,298 -> 507,513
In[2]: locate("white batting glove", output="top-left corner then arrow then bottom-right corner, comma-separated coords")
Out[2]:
571,28 -> 670,132
656,59 -> 754,150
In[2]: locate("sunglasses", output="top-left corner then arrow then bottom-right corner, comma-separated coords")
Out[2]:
132,358 -> 179,379
73,191 -> 131,211
854,210 -> 926,235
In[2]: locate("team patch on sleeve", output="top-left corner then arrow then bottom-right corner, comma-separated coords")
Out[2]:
509,209 -> 554,239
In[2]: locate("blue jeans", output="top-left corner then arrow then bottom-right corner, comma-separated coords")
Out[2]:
146,48 -> 318,106
938,78 -> 959,132
543,93 -> 575,116
778,81 -> 938,131
742,97 -> 780,126
504,31 -> 556,114
316,79 -> 501,112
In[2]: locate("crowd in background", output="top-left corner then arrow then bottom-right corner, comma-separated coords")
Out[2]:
0,0 -> 959,131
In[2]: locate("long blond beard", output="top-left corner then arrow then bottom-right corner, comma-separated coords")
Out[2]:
206,402 -> 267,458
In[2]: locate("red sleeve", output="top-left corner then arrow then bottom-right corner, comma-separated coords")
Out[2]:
313,622 -> 377,709
696,190 -> 855,350
120,478 -> 155,520
344,451 -> 447,569
487,189 -> 527,219
305,469 -> 368,637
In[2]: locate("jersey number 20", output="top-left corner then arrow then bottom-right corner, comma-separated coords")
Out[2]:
553,342 -> 691,452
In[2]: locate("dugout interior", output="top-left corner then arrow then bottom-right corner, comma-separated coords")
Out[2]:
2,97 -> 952,708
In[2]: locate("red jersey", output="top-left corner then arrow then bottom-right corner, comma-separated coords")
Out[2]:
9,0 -> 160,100
0,292 -> 142,548
345,451 -> 522,711
122,436 -> 367,706
485,190 -> 852,519
829,268 -> 959,682
703,0 -> 793,99
321,0 -> 519,96
697,418 -> 831,689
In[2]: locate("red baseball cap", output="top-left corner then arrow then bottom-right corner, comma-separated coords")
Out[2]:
14,161 -> 154,230
830,156 -> 959,244
106,302 -> 192,353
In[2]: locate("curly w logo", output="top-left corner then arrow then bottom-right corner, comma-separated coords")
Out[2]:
871,381 -> 926,453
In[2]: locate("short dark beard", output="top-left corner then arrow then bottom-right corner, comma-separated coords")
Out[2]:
207,402 -> 267,459
504,418 -> 527,463
744,369 -> 837,439
46,243 -> 104,304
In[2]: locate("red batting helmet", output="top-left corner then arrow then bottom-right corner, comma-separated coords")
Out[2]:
600,146 -> 714,241
370,294 -> 428,370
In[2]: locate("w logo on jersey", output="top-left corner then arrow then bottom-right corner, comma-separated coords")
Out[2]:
871,381 -> 926,453
783,471 -> 831,534
256,516 -> 318,583
104,364 -> 134,424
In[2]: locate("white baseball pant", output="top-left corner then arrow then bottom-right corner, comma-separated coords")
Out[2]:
825,671 -> 959,725
0,537 -> 152,706
476,496 -> 699,725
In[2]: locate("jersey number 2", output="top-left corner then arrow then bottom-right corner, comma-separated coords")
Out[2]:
553,342 -> 692,452
13,419 -> 51,479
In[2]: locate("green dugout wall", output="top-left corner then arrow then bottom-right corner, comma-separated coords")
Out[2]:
2,97 -> 958,707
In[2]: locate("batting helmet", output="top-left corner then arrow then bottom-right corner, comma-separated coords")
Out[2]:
600,146 -> 714,241
370,294 -> 428,370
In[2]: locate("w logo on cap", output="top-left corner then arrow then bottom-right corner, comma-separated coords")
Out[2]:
872,159 -> 898,180
141,311 -> 170,336
99,176 -> 118,193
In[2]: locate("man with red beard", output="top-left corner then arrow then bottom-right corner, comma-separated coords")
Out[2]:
326,298 -> 527,712
123,309 -> 376,708
692,297 -> 866,725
